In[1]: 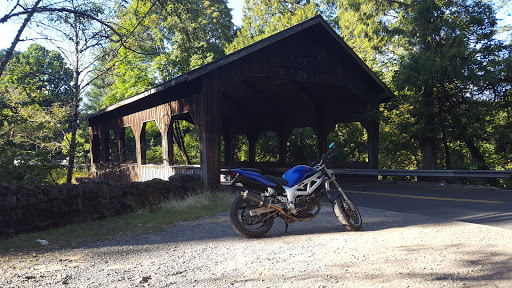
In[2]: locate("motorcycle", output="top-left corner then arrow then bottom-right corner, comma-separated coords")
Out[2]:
228,143 -> 362,238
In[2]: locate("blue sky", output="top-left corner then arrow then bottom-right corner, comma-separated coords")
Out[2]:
229,0 -> 244,27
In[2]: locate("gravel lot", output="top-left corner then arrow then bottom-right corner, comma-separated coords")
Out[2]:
1,206 -> 512,288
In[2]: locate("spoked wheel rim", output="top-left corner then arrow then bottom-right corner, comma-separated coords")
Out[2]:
235,200 -> 271,230
230,194 -> 275,238
340,197 -> 361,226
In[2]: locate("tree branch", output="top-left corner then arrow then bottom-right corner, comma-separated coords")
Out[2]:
0,0 -> 43,79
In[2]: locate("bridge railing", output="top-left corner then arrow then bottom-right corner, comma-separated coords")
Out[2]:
331,169 -> 512,179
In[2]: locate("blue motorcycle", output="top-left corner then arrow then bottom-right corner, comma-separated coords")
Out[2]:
228,143 -> 362,238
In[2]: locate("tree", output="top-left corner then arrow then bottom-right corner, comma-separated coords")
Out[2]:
0,44 -> 72,184
103,0 -> 235,106
0,0 -> 123,79
0,0 -> 43,79
29,0 -> 122,183
333,0 -> 406,72
225,0 -> 321,54
393,0 -> 504,170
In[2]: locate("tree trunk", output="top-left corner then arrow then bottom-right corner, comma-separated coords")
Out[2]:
442,130 -> 451,170
66,13 -> 81,184
66,97 -> 80,183
421,86 -> 437,170
173,121 -> 190,165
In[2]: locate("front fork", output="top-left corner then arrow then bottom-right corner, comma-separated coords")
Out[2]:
324,170 -> 347,205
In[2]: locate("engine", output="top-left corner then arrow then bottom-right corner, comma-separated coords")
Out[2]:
294,191 -> 323,215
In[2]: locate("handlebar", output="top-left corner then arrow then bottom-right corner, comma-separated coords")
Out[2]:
312,142 -> 335,168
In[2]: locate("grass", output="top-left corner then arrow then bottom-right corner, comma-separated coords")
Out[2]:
0,190 -> 234,254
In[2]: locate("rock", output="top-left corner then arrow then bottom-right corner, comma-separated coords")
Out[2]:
139,276 -> 151,284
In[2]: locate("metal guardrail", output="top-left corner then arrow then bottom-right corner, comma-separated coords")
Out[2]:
332,169 -> 512,179
222,167 -> 512,179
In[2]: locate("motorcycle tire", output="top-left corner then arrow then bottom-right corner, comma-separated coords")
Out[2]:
331,190 -> 362,231
229,194 -> 274,238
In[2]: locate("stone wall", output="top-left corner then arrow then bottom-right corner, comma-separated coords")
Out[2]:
0,175 -> 201,238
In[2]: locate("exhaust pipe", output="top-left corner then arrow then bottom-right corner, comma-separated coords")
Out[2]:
242,190 -> 319,222
242,190 -> 271,207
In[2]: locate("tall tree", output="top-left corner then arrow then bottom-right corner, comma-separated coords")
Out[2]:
0,0 -> 124,79
0,44 -> 72,184
393,0 -> 504,170
334,0 -> 406,72
29,0 -> 121,183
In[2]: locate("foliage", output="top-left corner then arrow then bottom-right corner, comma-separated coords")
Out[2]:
327,123 -> 368,163
256,131 -> 279,162
392,0 -> 505,170
333,0 -> 405,74
102,0 -> 235,107
173,121 -> 200,165
287,127 -> 318,163
378,100 -> 419,169
0,44 -> 73,185
62,123 -> 90,165
225,0 -> 321,54
232,134 -> 249,162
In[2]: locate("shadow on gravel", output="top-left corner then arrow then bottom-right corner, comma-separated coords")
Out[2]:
202,245 -> 512,287
399,245 -> 512,286
456,212 -> 512,225
82,207 -> 448,253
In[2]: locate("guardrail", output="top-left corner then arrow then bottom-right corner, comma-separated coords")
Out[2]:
222,167 -> 512,180
331,169 -> 512,179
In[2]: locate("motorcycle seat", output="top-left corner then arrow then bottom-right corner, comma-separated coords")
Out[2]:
238,168 -> 261,174
264,175 -> 289,186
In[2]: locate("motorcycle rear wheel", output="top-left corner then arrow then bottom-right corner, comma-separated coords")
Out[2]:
229,194 -> 274,238
331,191 -> 362,231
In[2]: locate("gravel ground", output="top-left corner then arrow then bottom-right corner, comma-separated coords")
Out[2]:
1,206 -> 512,288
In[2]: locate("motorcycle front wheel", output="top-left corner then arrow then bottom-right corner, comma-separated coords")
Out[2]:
229,194 -> 274,238
331,190 -> 362,231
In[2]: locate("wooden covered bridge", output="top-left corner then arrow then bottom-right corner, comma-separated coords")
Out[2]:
87,15 -> 392,188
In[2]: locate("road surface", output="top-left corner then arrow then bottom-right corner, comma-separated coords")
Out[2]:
342,181 -> 512,229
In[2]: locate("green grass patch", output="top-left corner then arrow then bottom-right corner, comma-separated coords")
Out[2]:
0,190 -> 234,254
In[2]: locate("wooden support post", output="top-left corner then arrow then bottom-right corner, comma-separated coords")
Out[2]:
132,122 -> 145,167
167,128 -> 174,166
140,123 -> 147,165
88,127 -> 99,166
100,130 -> 110,163
157,116 -> 173,167
195,74 -> 222,189
116,127 -> 126,164
363,120 -> 379,169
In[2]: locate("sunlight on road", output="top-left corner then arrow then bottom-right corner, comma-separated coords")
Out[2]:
346,190 -> 504,204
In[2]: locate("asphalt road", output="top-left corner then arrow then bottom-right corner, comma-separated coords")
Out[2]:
341,180 -> 512,230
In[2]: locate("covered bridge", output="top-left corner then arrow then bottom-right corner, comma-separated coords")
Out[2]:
87,15 -> 392,188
